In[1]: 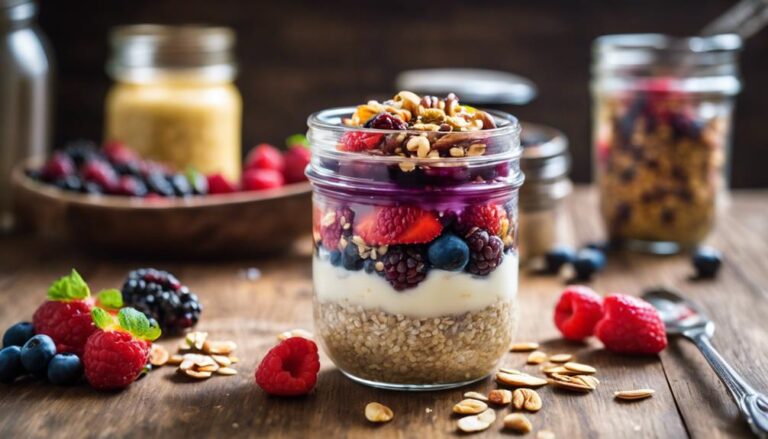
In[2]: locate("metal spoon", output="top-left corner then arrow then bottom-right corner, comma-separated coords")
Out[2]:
643,288 -> 768,438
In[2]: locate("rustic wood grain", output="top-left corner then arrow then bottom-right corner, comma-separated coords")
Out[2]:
0,187 -> 766,438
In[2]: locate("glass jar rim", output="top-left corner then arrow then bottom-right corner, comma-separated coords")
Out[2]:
594,33 -> 742,53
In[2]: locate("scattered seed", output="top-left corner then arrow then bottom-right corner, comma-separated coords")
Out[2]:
365,402 -> 394,423
212,354 -> 232,367
499,367 -> 523,375
564,362 -> 596,374
186,331 -> 208,351
179,360 -> 195,371
457,409 -> 496,433
513,388 -> 543,412
167,354 -> 184,366
549,353 -> 573,363
149,344 -> 169,367
527,351 -> 548,365
185,369 -> 212,379
217,367 -> 238,376
497,372 -> 548,388
614,389 -> 655,400
510,342 -> 540,352
503,413 -> 533,433
453,398 -> 488,415
488,389 -> 513,406
204,341 -> 237,355
548,374 -> 593,392
542,365 -> 579,376
463,391 -> 488,402
228,355 -> 239,364
573,375 -> 600,390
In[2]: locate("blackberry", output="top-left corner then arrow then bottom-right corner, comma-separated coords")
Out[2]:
62,139 -> 99,167
380,245 -> 429,291
465,229 -> 504,276
121,268 -> 202,334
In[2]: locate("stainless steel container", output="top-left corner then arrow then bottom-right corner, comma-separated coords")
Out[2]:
0,0 -> 51,231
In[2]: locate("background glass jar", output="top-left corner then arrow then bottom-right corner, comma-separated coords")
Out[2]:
306,108 -> 523,390
591,34 -> 741,253
105,25 -> 242,181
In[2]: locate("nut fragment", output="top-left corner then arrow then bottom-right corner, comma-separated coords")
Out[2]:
549,353 -> 573,363
453,398 -> 488,415
212,354 -> 232,367
216,367 -> 238,376
467,143 -> 486,157
365,402 -> 394,423
449,147 -> 465,157
542,365 -> 579,376
499,367 -> 523,375
149,344 -> 169,367
510,342 -> 540,352
277,328 -> 314,341
203,340 -> 237,355
527,351 -> 548,365
457,409 -> 496,433
497,372 -> 548,388
503,413 -> 533,434
488,389 -> 513,406
564,362 -> 597,374
398,161 -> 416,172
186,331 -> 208,351
548,373 -> 593,392
614,389 -> 655,400
513,388 -> 543,412
463,391 -> 488,402
573,375 -> 600,390
184,369 -> 212,379
167,354 -> 184,365
406,135 -> 430,153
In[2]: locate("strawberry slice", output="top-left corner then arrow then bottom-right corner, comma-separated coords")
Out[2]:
355,206 -> 442,245
338,132 -> 384,152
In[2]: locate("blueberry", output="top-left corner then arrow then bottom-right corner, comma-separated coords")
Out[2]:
427,234 -> 469,271
0,346 -> 24,384
341,243 -> 364,271
329,250 -> 342,267
169,174 -> 192,196
573,248 -> 607,280
544,245 -> 576,273
47,353 -> 83,385
20,334 -> 56,377
692,246 -> 722,278
363,259 -> 377,274
3,322 -> 34,348
145,172 -> 175,197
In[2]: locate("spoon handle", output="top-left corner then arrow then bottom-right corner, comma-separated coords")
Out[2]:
690,332 -> 768,438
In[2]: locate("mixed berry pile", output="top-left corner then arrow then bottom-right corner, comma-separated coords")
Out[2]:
27,136 -> 311,197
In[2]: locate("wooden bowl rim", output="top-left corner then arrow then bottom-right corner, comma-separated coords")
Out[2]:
12,157 -> 312,211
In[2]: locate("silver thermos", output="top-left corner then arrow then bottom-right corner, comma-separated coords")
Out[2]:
0,0 -> 51,231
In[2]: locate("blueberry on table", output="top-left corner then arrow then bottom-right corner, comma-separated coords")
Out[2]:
428,234 -> 470,272
20,334 -> 56,377
573,248 -> 607,281
692,246 -> 722,278
47,353 -> 83,385
3,322 -> 34,348
0,346 -> 24,383
544,245 -> 576,273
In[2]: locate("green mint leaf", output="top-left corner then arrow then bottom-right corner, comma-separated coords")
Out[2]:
92,307 -> 114,330
286,133 -> 309,149
48,269 -> 91,301
96,289 -> 123,310
143,320 -> 162,342
116,307 -> 160,340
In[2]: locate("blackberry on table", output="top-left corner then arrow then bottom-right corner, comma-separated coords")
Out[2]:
121,268 -> 201,334
465,228 -> 504,276
380,245 -> 429,291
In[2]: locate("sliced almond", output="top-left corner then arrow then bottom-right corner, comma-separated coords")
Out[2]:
217,367 -> 238,376
497,372 -> 548,388
457,409 -> 495,433
277,328 -> 314,341
198,363 -> 220,373
365,402 -> 394,423
614,389 -> 655,400
488,389 -> 513,406
186,331 -> 208,351
510,342 -> 540,352
564,362 -> 596,374
463,391 -> 488,402
149,344 -> 169,367
542,365 -> 580,376
499,367 -> 523,375
549,353 -> 573,363
228,355 -> 239,364
513,388 -> 543,412
573,375 -> 600,390
211,354 -> 232,367
527,351 -> 548,365
167,354 -> 184,366
503,413 -> 533,433
185,369 -> 212,379
179,359 -> 195,371
204,341 -> 237,355
452,398 -> 488,415
548,374 -> 593,392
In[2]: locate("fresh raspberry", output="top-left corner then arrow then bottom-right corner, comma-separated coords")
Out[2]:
114,175 -> 148,197
255,337 -> 320,396
282,146 -> 311,183
554,286 -> 604,341
354,206 -> 442,245
338,132 -> 384,152
81,159 -> 119,192
380,245 -> 430,290
595,294 -> 668,355
40,152 -> 75,182
242,168 -> 284,191
465,228 -> 504,276
207,173 -> 238,194
364,113 -> 407,130
103,141 -> 139,166
33,299 -> 95,357
319,207 -> 354,250
83,330 -> 150,390
457,204 -> 507,236
246,143 -> 285,172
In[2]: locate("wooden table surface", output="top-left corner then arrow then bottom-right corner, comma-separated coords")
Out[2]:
0,187 -> 766,439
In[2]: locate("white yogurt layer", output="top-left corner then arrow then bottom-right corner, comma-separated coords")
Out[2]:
313,253 -> 518,318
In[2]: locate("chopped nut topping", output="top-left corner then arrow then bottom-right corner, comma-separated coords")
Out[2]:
513,388 -> 543,412
457,409 -> 496,433
503,413 -> 533,433
453,398 -> 488,415
365,402 -> 394,423
614,389 -> 655,400
488,389 -> 513,406
510,342 -> 540,352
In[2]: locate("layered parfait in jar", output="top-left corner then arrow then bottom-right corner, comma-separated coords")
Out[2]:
306,92 -> 523,390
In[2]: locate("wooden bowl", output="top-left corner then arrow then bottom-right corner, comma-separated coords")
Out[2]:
11,159 -> 313,258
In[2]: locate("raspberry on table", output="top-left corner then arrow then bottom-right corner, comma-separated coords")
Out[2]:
554,285 -> 604,341
595,294 -> 668,355
465,229 -> 504,276
255,337 -> 320,396
33,300 -> 95,357
380,245 -> 429,291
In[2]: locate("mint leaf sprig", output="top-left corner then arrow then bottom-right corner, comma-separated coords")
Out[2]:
92,307 -> 161,341
48,269 -> 91,301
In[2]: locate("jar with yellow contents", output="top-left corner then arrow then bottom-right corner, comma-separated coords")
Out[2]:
105,25 -> 242,181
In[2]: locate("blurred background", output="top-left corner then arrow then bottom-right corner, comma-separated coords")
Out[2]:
38,0 -> 768,187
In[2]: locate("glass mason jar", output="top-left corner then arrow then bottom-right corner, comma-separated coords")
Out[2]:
591,34 -> 741,253
307,107 -> 523,390
105,25 -> 242,181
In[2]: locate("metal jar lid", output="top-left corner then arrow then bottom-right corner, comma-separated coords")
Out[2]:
519,122 -> 571,210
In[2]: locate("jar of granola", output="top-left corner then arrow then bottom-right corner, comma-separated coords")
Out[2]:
307,91 -> 523,390
592,34 -> 741,253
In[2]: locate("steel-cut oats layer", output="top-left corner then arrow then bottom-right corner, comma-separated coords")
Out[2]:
314,298 -> 517,385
